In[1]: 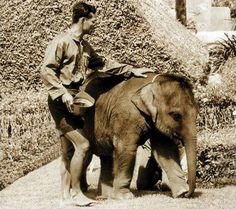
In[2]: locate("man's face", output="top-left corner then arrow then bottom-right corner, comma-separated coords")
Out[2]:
82,13 -> 96,34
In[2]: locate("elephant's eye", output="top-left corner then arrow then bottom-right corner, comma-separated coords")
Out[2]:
169,112 -> 182,122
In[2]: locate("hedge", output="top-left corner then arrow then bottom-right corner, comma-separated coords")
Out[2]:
0,90 -> 59,190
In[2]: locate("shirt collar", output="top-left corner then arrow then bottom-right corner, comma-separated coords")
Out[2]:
67,28 -> 84,44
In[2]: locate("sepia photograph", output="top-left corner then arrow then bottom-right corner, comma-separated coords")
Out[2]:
0,0 -> 235,208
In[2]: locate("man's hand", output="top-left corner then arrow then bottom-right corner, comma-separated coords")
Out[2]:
131,68 -> 155,78
62,93 -> 73,113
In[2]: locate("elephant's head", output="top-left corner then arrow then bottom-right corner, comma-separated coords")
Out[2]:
131,74 -> 198,197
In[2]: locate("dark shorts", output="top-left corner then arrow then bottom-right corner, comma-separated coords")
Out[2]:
48,96 -> 84,134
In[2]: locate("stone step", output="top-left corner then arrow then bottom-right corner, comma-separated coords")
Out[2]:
209,7 -> 234,31
186,0 -> 235,31
187,0 -> 212,31
196,31 -> 236,44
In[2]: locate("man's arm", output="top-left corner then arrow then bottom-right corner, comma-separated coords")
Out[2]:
40,40 -> 68,100
87,42 -> 155,78
98,58 -> 155,78
88,47 -> 105,70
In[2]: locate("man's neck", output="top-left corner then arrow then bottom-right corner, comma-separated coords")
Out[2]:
69,24 -> 84,42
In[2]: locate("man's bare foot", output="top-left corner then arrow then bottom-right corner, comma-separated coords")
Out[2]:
71,192 -> 96,206
59,198 -> 73,208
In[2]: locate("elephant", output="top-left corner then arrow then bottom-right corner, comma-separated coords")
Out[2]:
79,72 -> 198,199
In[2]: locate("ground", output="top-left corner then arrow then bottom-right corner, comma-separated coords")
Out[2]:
0,158 -> 235,209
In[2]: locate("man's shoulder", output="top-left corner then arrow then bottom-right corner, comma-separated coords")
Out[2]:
49,32 -> 73,46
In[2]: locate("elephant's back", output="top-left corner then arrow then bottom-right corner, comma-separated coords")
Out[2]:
94,72 -> 158,113
85,72 -> 157,98
103,72 -> 158,95
83,73 -> 157,155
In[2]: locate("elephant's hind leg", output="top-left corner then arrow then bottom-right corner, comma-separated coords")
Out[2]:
98,156 -> 114,198
112,137 -> 138,199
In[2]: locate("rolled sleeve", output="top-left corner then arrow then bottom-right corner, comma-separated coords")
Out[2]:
41,40 -> 68,100
98,58 -> 133,77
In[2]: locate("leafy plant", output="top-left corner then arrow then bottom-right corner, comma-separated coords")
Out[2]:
219,34 -> 236,60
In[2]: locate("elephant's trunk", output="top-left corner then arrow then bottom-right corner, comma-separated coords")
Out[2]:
183,132 -> 197,197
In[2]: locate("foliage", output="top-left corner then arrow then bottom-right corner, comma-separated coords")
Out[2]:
197,128 -> 236,188
220,34 -> 236,59
197,101 -> 235,130
0,90 -> 59,190
196,35 -> 236,105
212,0 -> 236,10
197,144 -> 235,187
208,34 -> 236,73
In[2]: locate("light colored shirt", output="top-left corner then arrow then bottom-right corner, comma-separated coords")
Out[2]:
41,30 -> 133,100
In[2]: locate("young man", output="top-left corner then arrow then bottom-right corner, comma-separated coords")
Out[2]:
41,1 -> 153,207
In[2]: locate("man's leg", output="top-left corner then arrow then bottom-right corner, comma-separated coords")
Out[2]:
47,97 -> 94,206
80,149 -> 93,192
60,135 -> 73,201
64,129 -> 95,206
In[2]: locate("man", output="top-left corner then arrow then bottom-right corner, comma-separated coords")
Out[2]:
41,1 -> 154,207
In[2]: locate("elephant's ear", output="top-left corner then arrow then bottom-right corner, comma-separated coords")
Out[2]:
131,83 -> 157,122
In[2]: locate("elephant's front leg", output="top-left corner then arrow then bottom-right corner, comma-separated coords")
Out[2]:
112,137 -> 137,199
150,135 -> 188,198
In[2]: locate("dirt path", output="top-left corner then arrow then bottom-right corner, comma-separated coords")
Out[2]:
0,158 -> 235,209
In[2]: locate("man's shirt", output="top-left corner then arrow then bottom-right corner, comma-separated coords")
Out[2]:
41,30 -> 133,100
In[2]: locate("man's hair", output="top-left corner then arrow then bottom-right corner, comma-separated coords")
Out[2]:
72,2 -> 96,24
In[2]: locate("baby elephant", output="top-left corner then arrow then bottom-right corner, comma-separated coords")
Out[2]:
78,73 -> 198,199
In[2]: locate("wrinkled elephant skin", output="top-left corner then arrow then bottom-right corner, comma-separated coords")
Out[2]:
82,73 -> 198,199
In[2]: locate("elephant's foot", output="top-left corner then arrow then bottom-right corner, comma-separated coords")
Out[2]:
171,184 -> 189,198
172,187 -> 189,198
80,172 -> 90,193
96,195 -> 108,201
81,181 -> 89,192
112,188 -> 134,200
98,181 -> 113,199
161,169 -> 189,198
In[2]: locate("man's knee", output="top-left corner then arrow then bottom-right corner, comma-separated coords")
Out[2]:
71,143 -> 90,164
80,140 -> 90,152
64,130 -> 90,152
75,140 -> 90,154
60,135 -> 74,160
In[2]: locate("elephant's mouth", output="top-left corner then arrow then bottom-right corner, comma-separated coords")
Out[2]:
172,132 -> 185,146
154,119 -> 184,146
156,125 -> 184,146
